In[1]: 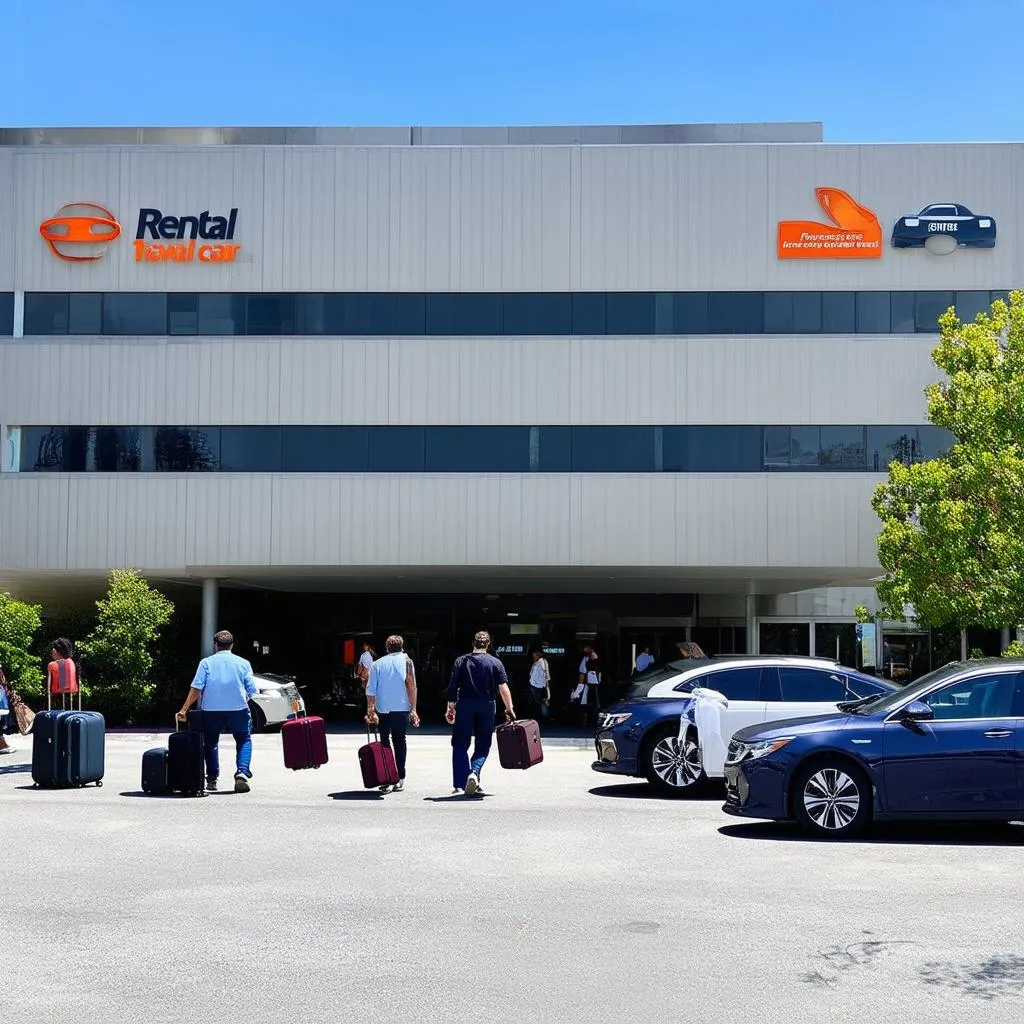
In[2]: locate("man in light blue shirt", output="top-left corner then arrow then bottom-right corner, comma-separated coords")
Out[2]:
636,646 -> 655,674
366,635 -> 420,792
178,629 -> 257,793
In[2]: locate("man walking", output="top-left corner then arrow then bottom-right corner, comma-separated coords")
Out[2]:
365,635 -> 420,792
356,640 -> 375,690
446,631 -> 515,796
178,629 -> 257,793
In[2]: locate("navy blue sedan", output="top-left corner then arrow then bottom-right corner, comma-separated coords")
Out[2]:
723,658 -> 1024,838
890,203 -> 996,249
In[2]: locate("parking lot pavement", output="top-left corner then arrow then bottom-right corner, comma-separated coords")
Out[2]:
5,732 -> 1023,1024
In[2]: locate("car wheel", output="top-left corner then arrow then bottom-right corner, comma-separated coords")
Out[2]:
642,725 -> 706,796
793,760 -> 871,839
249,702 -> 268,733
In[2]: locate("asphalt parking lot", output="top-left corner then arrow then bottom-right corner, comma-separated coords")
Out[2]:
4,730 -> 1023,1024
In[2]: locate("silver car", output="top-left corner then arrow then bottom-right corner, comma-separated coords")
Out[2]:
249,673 -> 305,732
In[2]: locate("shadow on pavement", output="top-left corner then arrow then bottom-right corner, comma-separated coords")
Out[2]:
588,782 -> 723,801
120,791 -> 215,799
0,764 -> 32,776
328,790 -> 385,801
718,820 -> 1024,847
422,794 -> 493,803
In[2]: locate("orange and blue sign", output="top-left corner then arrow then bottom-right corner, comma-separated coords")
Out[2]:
777,188 -> 882,260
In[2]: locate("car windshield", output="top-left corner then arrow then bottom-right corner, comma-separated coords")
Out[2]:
846,664 -> 960,715
625,660 -> 697,698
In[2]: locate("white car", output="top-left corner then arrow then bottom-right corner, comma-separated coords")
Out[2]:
249,673 -> 305,732
593,656 -> 897,795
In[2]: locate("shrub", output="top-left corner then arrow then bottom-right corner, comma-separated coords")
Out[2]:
0,593 -> 44,698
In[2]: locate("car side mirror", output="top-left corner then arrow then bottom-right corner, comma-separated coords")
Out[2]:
901,700 -> 934,723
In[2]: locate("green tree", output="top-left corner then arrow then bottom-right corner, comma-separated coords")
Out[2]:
78,570 -> 174,723
872,291 -> 1024,635
0,592 -> 44,696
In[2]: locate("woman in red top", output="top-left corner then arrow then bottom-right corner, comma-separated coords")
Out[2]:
47,637 -> 79,704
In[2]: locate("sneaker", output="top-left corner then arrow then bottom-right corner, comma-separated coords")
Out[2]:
393,779 -> 405,792
450,787 -> 463,796
206,778 -> 218,792
379,784 -> 393,794
464,772 -> 480,797
234,773 -> 250,794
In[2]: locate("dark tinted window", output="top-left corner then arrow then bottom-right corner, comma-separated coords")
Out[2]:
281,427 -> 368,472
708,292 -> 764,334
152,428 -> 220,471
571,294 -> 606,334
915,291 -> 955,333
819,427 -> 866,470
0,293 -> 12,335
537,427 -> 571,471
20,427 -> 88,471
570,427 -> 655,472
846,676 -> 891,699
91,427 -> 142,471
425,294 -> 502,335
856,292 -> 890,333
778,667 -> 848,702
889,291 -> 915,334
709,667 -> 761,701
955,291 -> 991,324
672,293 -> 709,334
792,292 -> 823,333
764,292 -> 822,334
763,292 -> 793,334
24,293 -> 69,334
867,426 -> 919,472
246,295 -> 294,335
198,294 -> 246,335
425,427 -> 530,472
606,293 -> 655,335
168,293 -> 198,336
917,425 -> 954,461
68,294 -> 102,334
924,672 -> 1019,720
367,427 -> 426,471
220,427 -> 283,472
662,426 -> 763,472
336,294 -> 425,336
822,292 -> 856,333
502,294 -> 572,335
103,293 -> 167,335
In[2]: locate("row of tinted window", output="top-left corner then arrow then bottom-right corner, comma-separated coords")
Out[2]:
20,290 -> 1012,337
15,424 -> 953,474
671,666 -> 890,703
0,293 -> 12,335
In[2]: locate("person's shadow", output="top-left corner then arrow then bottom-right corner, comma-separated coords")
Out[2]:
328,790 -> 386,801
0,764 -> 32,777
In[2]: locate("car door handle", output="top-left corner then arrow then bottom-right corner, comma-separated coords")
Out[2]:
984,729 -> 1013,739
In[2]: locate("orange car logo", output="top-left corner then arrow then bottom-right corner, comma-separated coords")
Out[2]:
39,202 -> 122,262
777,188 -> 882,259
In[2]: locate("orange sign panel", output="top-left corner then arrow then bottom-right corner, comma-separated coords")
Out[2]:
39,202 -> 121,262
777,187 -> 882,259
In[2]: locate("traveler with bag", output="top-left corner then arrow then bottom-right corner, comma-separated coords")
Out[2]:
0,660 -> 35,738
365,635 -> 420,793
0,663 -> 15,754
528,646 -> 551,718
446,631 -> 515,797
177,630 -> 257,793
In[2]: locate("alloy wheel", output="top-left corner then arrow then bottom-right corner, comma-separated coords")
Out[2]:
650,734 -> 702,789
802,768 -> 861,831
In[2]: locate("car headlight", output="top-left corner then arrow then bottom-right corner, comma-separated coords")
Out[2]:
601,713 -> 632,728
745,737 -> 795,760
257,687 -> 281,696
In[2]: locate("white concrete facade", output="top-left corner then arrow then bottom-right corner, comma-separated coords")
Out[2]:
0,124 -> 1018,623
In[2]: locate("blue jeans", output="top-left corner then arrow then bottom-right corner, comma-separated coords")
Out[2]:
452,698 -> 495,790
201,708 -> 253,781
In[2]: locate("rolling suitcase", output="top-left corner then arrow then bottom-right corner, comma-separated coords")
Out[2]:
496,718 -> 544,770
31,685 -> 105,788
167,719 -> 206,797
282,713 -> 329,770
358,727 -> 399,789
142,747 -> 170,794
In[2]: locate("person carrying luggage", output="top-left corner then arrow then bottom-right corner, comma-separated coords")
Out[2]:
365,635 -> 420,793
0,662 -> 14,754
446,631 -> 515,797
177,630 -> 257,793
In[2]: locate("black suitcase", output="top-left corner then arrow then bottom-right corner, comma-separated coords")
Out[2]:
31,709 -> 105,788
167,719 -> 206,797
141,747 -> 169,794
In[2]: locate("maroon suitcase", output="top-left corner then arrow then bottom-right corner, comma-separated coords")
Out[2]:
496,719 -> 544,770
359,728 -> 399,788
282,714 -> 329,771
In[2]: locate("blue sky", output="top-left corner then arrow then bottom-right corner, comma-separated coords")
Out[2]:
4,0 -> 1021,141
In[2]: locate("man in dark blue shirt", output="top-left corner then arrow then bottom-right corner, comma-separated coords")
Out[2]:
446,631 -> 515,796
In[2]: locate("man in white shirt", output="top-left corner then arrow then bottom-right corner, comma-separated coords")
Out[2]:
357,641 -> 375,690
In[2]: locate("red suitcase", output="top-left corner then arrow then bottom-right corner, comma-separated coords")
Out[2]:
496,718 -> 544,770
358,728 -> 399,788
282,714 -> 329,771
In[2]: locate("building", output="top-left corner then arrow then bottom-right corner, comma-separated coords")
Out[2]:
0,123 -> 1016,702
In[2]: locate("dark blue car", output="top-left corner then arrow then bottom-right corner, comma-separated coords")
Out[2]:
891,203 -> 996,249
723,658 -> 1024,839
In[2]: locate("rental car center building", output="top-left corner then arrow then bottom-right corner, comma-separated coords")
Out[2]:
0,123 -> 1016,686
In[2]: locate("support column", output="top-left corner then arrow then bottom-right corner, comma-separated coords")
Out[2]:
12,291 -> 24,338
201,579 -> 219,658
745,595 -> 757,655
1001,626 -> 1011,653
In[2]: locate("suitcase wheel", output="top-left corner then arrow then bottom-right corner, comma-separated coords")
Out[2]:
96,781 -> 103,787
314,765 -> 320,770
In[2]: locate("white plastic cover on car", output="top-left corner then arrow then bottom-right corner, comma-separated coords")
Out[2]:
678,687 -> 730,776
